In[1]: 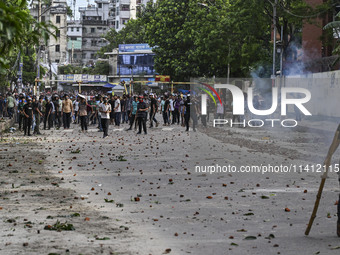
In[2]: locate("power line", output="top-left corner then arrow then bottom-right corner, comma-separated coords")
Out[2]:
266,0 -> 338,19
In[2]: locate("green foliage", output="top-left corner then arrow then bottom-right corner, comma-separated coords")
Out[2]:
323,11 -> 340,64
0,0 -> 55,90
66,6 -> 73,18
59,61 -> 109,75
96,0 -> 334,80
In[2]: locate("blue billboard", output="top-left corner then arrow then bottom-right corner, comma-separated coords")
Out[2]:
119,44 -> 152,52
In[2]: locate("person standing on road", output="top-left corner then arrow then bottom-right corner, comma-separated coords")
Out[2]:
114,95 -> 121,127
99,96 -> 111,138
125,95 -> 132,124
127,96 -> 138,131
96,96 -> 103,132
18,95 -> 26,131
163,96 -> 170,126
121,95 -> 127,124
78,96 -> 88,133
149,93 -> 159,128
184,94 -> 197,132
174,95 -> 181,125
73,97 -> 79,124
109,95 -> 115,125
22,98 -> 34,136
53,95 -> 61,129
33,96 -> 43,135
6,92 -> 15,119
169,95 -> 175,124
136,96 -> 148,135
62,94 -> 73,129
44,97 -> 55,130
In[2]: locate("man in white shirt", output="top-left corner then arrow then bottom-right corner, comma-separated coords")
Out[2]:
99,96 -> 112,138
169,95 -> 175,124
114,95 -> 121,127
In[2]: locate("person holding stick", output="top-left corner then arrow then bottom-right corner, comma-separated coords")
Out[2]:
305,124 -> 340,237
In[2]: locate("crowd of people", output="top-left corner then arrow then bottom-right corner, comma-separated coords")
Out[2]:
0,91 -> 201,137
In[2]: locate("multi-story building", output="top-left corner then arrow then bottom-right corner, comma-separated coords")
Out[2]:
30,0 -> 68,65
109,0 -> 153,31
78,0 -> 111,65
67,20 -> 82,64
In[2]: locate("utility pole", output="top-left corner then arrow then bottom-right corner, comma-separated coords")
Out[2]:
71,42 -> 74,64
36,0 -> 42,96
272,0 -> 278,84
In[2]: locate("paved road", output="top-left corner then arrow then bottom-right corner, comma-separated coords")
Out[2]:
1,117 -> 339,254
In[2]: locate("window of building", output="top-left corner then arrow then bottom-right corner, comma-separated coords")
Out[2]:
56,16 -> 60,24
103,28 -> 106,31
98,3 -> 102,8
55,45 -> 60,52
122,19 -> 129,25
82,53 -> 86,59
116,22 -> 119,29
74,54 -> 77,59
56,30 -> 60,38
97,27 -> 102,30
91,40 -> 97,46
91,53 -> 95,59
76,27 -> 80,32
55,59 -> 60,63
71,36 -> 77,40
91,28 -> 95,33
121,5 -> 129,11
71,27 -> 74,32
41,16 -> 45,22
83,28 -> 87,33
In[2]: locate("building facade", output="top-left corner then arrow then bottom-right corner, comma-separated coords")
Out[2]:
109,0 -> 153,32
78,0 -> 111,65
67,20 -> 82,65
30,0 -> 68,65
105,44 -> 155,84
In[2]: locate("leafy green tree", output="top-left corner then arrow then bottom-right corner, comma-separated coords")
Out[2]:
0,0 -> 53,90
323,11 -> 340,64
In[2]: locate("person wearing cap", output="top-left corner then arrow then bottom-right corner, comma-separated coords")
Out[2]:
99,96 -> 111,138
136,96 -> 148,134
22,98 -> 34,136
149,93 -> 159,128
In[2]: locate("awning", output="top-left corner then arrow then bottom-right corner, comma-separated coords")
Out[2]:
72,83 -> 106,87
103,83 -> 119,88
